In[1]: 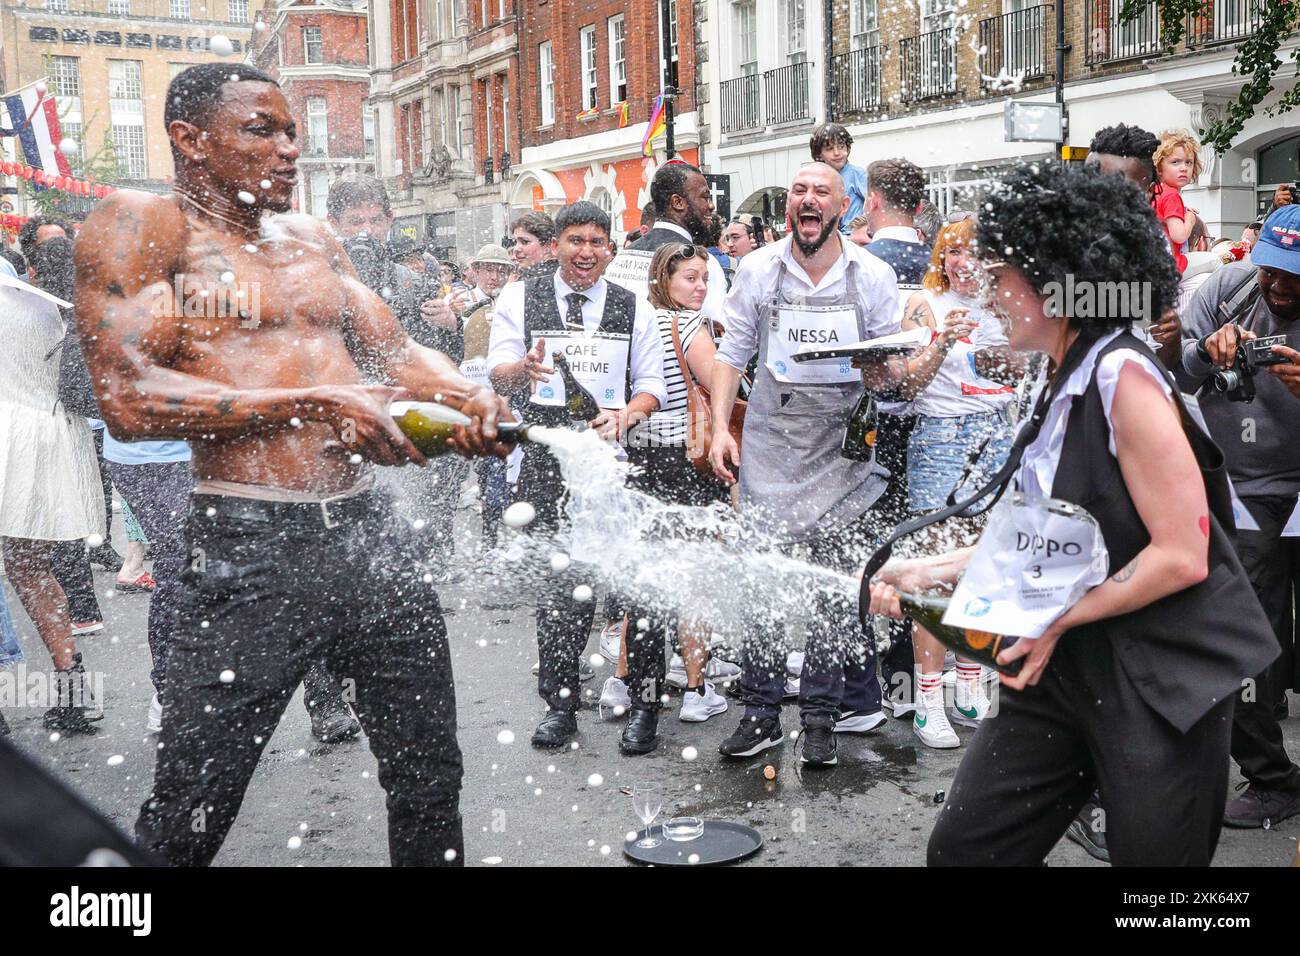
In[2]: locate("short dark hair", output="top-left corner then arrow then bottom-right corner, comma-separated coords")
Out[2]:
640,202 -> 657,229
555,200 -> 610,238
326,174 -> 392,222
650,162 -> 702,217
810,123 -> 853,161
511,211 -> 556,243
867,158 -> 926,214
164,63 -> 277,132
1089,124 -> 1160,182
0,246 -> 26,276
978,163 -> 1180,333
18,215 -> 72,261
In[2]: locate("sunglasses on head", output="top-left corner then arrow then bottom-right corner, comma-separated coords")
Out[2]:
947,210 -> 975,223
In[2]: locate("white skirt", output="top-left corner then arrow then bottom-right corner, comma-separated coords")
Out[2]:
0,402 -> 106,542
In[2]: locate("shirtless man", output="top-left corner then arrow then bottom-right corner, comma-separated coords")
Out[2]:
73,63 -> 511,867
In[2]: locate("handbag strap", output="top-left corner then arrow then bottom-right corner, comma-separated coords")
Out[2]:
669,311 -> 710,402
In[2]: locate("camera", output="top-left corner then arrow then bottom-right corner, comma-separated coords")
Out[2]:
1210,334 -> 1290,403
339,233 -> 396,299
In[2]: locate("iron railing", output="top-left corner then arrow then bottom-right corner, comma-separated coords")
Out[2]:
899,28 -> 957,103
977,5 -> 1051,88
829,46 -> 883,120
1186,0 -> 1267,46
1084,0 -> 1162,65
720,73 -> 763,133
764,60 -> 812,125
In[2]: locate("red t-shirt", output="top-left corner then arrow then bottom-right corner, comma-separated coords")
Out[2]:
1153,184 -> 1188,273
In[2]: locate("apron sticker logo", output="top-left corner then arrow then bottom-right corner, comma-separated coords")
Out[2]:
604,387 -> 616,400
839,360 -> 851,375
774,360 -> 787,375
540,386 -> 554,399
963,597 -> 992,618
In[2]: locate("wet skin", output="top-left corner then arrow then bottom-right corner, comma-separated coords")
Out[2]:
74,81 -> 511,494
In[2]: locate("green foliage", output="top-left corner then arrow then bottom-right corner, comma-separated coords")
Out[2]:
1121,0 -> 1300,154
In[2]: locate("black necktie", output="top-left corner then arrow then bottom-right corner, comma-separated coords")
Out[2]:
564,292 -> 587,331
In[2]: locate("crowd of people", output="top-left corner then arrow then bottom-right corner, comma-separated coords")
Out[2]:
1,62 -> 1298,868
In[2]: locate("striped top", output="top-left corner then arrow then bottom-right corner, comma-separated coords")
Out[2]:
629,308 -> 704,447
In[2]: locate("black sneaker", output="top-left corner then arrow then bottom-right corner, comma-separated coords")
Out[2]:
718,715 -> 783,758
1065,803 -> 1109,862
1223,781 -> 1300,829
800,725 -> 838,766
310,706 -> 361,744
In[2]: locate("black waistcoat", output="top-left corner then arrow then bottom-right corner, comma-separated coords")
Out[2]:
522,274 -> 636,427
1050,333 -> 1278,732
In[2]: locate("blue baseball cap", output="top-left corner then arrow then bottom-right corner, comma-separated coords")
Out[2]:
1252,205 -> 1300,275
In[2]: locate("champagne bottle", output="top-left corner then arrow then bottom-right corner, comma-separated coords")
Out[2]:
896,591 -> 1023,675
841,393 -> 878,461
551,350 -> 602,422
391,401 -> 532,457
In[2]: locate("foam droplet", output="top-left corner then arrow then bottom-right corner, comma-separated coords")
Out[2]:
681,746 -> 698,761
219,669 -> 236,684
86,533 -> 104,548
587,773 -> 603,787
549,552 -> 571,572
237,190 -> 256,204
260,179 -> 272,190
209,34 -> 234,56
59,139 -> 79,156
106,754 -> 125,766
496,729 -> 515,745
220,270 -> 235,284
688,853 -> 700,864
572,584 -> 593,602
254,19 -> 267,31
502,501 -> 536,528
287,836 -> 302,849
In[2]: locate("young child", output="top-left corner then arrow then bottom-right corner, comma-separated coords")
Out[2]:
1151,129 -> 1202,273
810,123 -> 867,236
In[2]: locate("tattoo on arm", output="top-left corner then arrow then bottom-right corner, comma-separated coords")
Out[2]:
1111,557 -> 1139,583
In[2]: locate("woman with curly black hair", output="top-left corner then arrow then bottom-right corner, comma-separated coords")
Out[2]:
867,162 -> 1278,865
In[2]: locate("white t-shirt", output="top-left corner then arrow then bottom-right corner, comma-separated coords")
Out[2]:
1017,330 -> 1173,498
909,289 -> 1014,419
629,309 -> 704,447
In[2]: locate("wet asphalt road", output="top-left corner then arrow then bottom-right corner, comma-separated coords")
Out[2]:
2,506 -> 1298,867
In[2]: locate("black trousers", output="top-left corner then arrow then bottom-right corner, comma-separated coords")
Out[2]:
517,443 -> 600,714
105,460 -> 192,697
733,510 -> 882,729
928,629 -> 1233,866
93,428 -> 115,548
622,443 -> 730,711
49,540 -> 101,624
873,413 -> 915,699
135,491 -> 463,867
1231,494 -> 1300,793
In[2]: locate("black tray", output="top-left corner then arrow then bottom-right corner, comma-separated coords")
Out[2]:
623,820 -> 763,866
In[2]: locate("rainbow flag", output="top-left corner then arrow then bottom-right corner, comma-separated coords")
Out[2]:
641,94 -> 666,157
617,100 -> 630,128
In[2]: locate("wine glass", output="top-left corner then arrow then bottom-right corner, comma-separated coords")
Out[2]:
630,785 -> 663,849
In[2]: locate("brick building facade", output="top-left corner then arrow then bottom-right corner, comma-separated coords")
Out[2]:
249,0 -> 375,217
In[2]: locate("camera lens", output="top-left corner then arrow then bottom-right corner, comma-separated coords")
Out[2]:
1212,369 -> 1241,393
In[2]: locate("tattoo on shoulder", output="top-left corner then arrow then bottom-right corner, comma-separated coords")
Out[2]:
1111,558 -> 1138,583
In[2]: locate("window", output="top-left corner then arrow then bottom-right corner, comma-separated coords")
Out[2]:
850,0 -> 879,49
580,26 -> 597,111
108,0 -> 130,14
108,59 -> 143,112
111,125 -> 147,179
61,121 -> 84,174
307,96 -> 327,156
498,0 -> 506,19
363,105 -> 375,158
303,26 -> 323,64
229,0 -> 249,23
608,15 -> 626,104
1258,135 -> 1299,216
170,0 -> 190,18
538,41 -> 554,126
169,62 -> 197,79
922,0 -> 957,34
734,0 -> 757,75
46,0 -> 68,11
431,86 -> 445,146
310,170 -> 330,218
48,55 -> 82,101
501,78 -> 509,156
657,1 -> 678,66
447,84 -> 462,154
484,79 -> 493,163
783,0 -> 806,63
589,187 -> 612,214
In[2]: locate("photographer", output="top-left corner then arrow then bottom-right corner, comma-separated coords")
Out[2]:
1179,204 -> 1300,829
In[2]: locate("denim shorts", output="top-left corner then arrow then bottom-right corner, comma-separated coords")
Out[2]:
907,411 -> 1012,513
0,589 -> 23,668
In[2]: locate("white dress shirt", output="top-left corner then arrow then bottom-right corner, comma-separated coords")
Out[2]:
487,270 -> 669,410
716,235 -> 901,372
654,220 -> 728,330
1017,330 -> 1173,498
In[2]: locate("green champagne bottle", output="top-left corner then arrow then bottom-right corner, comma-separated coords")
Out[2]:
391,401 -> 532,457
551,350 -> 603,422
897,591 -> 1023,675
841,393 -> 879,461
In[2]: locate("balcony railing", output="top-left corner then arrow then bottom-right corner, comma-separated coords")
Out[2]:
305,136 -> 328,157
499,151 -> 511,179
1084,0 -> 1162,65
899,28 -> 957,103
764,60 -> 812,125
977,5 -> 1051,87
720,73 -> 763,133
1186,0 -> 1267,46
829,46 -> 882,120
483,156 -> 494,185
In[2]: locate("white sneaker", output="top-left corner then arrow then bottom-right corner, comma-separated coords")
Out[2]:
950,674 -> 991,728
913,689 -> 960,749
599,676 -> 631,712
834,709 -> 887,733
598,622 -> 624,664
783,676 -> 800,699
882,694 -> 916,719
666,654 -> 689,689
147,693 -> 163,733
705,657 -> 741,682
679,682 -> 728,722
